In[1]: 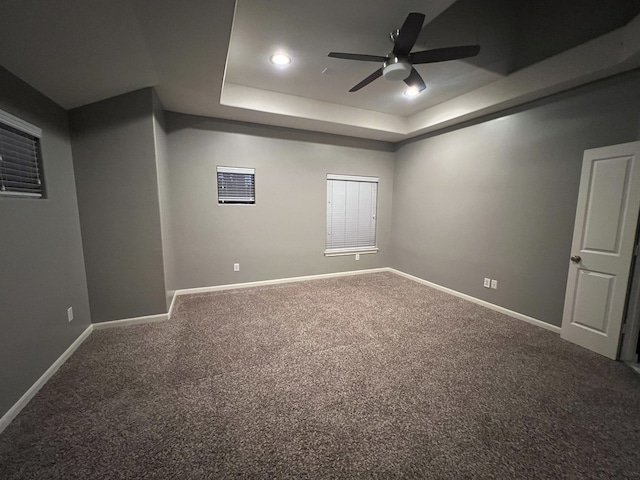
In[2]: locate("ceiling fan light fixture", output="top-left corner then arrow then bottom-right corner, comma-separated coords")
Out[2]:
270,53 -> 291,66
403,86 -> 422,97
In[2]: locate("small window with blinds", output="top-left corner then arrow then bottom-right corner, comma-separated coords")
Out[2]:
0,109 -> 44,199
326,174 -> 378,256
217,166 -> 255,204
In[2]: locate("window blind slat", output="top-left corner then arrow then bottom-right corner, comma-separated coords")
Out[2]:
3,172 -> 41,183
0,162 -> 40,175
0,155 -> 40,170
0,126 -> 37,144
2,180 -> 41,189
0,143 -> 38,159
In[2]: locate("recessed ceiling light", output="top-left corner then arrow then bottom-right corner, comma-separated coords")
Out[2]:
403,86 -> 422,97
270,53 -> 291,66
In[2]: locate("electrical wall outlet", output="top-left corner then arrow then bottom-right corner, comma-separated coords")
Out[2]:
67,307 -> 74,322
233,263 -> 240,272
483,278 -> 491,288
491,279 -> 498,289
355,253 -> 360,261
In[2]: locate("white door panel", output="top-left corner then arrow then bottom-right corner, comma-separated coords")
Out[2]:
571,270 -> 614,332
561,142 -> 640,359
581,157 -> 630,253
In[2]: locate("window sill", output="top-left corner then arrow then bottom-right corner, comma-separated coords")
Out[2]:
324,247 -> 378,257
0,191 -> 43,199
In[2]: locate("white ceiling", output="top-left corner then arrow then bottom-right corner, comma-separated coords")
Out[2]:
0,0 -> 638,142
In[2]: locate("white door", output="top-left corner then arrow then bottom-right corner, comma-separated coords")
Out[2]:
561,141 -> 640,359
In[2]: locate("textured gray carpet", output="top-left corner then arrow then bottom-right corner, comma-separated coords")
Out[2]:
1,272 -> 640,479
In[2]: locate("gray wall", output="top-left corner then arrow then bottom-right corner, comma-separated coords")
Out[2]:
70,89 -> 166,322
152,90 -> 174,308
391,72 -> 640,327
0,66 -> 91,418
165,114 -> 395,290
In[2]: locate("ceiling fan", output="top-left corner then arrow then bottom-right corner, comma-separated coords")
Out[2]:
328,12 -> 480,93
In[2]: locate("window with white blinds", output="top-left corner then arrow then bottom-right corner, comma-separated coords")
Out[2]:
0,109 -> 44,199
217,166 -> 255,204
326,174 -> 378,255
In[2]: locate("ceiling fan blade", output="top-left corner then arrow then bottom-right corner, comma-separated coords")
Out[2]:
409,45 -> 481,64
404,68 -> 426,92
393,12 -> 425,57
328,52 -> 389,62
349,68 -> 383,92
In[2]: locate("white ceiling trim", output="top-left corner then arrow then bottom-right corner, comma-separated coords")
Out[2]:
220,84 -> 407,135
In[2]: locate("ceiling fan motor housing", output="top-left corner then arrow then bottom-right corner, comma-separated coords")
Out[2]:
383,55 -> 411,81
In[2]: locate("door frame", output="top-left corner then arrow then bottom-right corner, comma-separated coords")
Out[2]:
620,224 -> 640,362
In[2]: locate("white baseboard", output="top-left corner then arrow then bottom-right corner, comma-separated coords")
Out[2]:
0,324 -> 94,435
167,268 -> 388,318
91,313 -> 168,330
168,290 -> 178,319
388,268 -> 561,334
167,267 -> 560,334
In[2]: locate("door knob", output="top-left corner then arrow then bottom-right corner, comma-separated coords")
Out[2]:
570,255 -> 582,263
